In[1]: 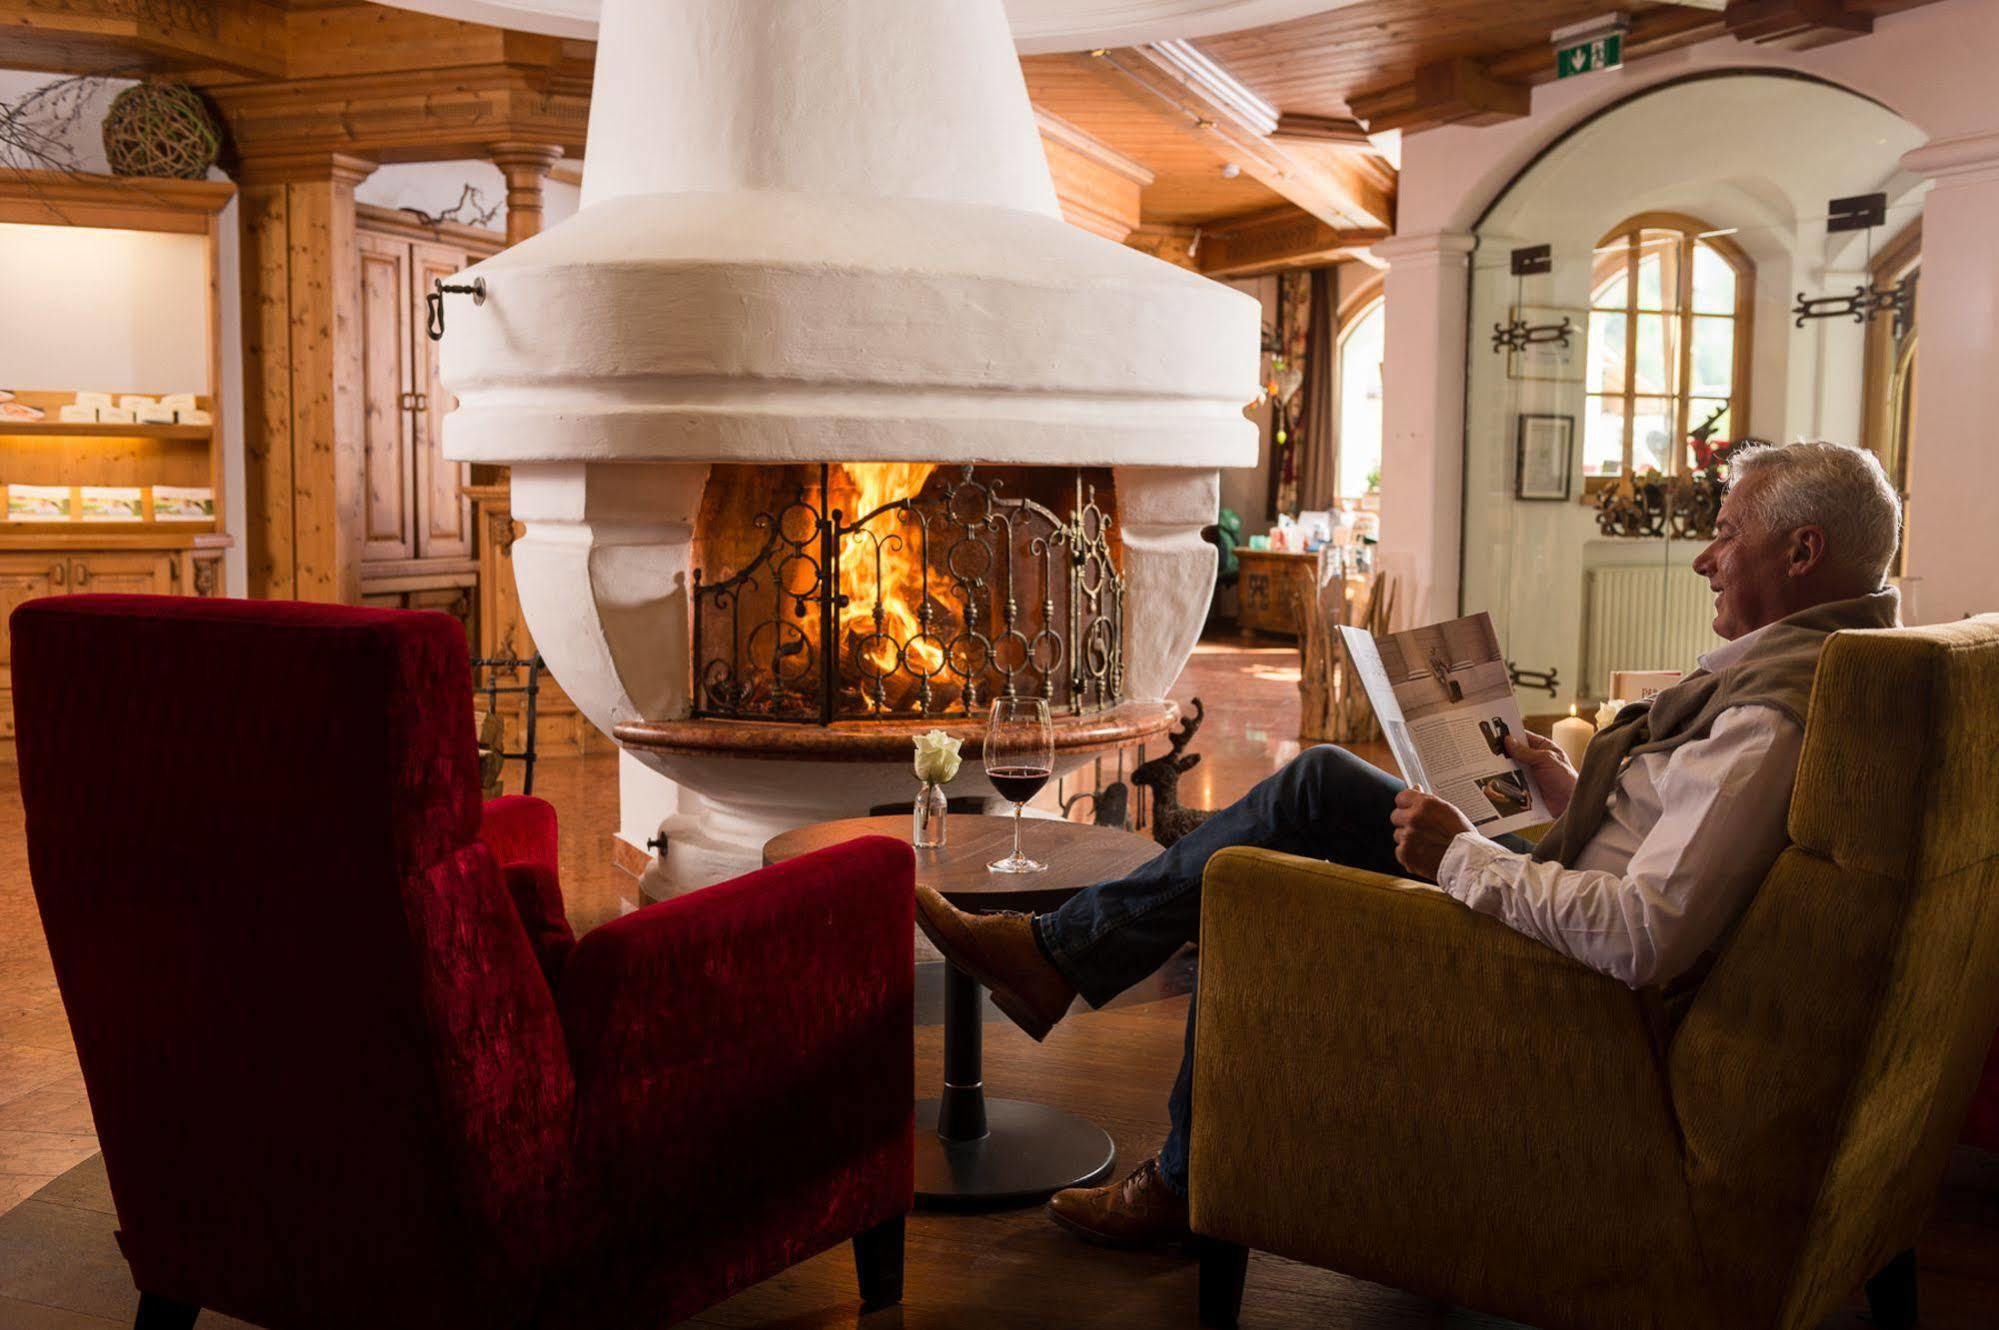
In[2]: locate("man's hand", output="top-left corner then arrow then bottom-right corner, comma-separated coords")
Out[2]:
1390,789 -> 1478,880
1504,732 -> 1577,819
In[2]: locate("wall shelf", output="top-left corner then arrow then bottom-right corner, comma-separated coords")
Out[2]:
0,422 -> 211,440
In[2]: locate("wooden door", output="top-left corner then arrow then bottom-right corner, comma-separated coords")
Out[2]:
358,231 -> 417,563
412,241 -> 472,560
69,553 -> 171,596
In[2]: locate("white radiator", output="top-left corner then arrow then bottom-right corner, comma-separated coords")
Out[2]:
1581,566 -> 1723,699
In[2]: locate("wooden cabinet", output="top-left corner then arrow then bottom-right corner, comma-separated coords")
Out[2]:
69,551 -> 172,595
0,171 -> 236,753
353,208 -> 500,622
1235,549 -> 1319,637
0,540 -> 226,741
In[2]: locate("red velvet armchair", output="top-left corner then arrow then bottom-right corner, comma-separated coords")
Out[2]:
10,596 -> 914,1330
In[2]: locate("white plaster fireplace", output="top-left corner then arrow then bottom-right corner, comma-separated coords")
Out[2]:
441,0 -> 1259,892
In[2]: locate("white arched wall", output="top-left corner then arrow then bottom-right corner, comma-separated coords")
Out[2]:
1459,76 -> 1924,698
1381,0 -> 1999,630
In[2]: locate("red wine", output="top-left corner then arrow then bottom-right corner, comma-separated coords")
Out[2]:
987,766 -> 1051,805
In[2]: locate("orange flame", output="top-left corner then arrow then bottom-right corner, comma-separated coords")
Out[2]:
836,463 -> 945,709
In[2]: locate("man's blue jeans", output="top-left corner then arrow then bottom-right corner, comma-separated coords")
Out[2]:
1031,745 -> 1411,1197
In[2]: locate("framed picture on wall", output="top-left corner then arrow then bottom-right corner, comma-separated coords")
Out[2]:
1515,413 -> 1574,501
1504,305 -> 1586,383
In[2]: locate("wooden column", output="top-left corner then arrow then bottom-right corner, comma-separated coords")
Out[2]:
486,141 -> 565,246
237,151 -> 375,602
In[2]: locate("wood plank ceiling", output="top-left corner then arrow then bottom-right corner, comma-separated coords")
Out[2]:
0,0 -> 1943,275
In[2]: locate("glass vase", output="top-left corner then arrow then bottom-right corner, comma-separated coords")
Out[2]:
912,782 -> 948,848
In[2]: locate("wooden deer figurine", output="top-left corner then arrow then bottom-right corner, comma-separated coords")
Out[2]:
1131,698 -> 1210,848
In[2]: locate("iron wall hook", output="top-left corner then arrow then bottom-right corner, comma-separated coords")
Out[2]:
425,275 -> 486,341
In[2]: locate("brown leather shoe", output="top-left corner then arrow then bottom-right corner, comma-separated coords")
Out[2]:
1047,1157 -> 1191,1249
914,886 -> 1076,1041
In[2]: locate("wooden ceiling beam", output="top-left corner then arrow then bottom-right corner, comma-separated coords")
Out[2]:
1271,112 -> 1372,147
1036,108 -> 1153,242
0,0 -> 287,78
1195,205 -> 1387,277
1350,57 -> 1529,134
200,65 -> 589,163
1724,0 -> 1873,48
1092,45 -> 1394,231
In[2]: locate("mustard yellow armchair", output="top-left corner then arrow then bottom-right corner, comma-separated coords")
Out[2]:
1189,616 -> 1999,1330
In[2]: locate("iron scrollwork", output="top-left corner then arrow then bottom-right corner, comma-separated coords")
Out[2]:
692,465 -> 1125,723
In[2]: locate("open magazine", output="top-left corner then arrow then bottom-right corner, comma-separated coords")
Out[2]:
1338,612 -> 1553,836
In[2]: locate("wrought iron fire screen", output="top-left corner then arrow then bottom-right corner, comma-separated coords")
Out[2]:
693,465 -> 1124,723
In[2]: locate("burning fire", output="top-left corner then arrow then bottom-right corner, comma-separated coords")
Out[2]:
836,463 -> 946,708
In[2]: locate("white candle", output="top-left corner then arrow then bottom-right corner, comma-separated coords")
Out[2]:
1552,705 -> 1594,769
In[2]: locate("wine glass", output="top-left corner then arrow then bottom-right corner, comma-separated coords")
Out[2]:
984,697 -> 1053,874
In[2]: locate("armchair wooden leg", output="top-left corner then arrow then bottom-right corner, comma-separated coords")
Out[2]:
853,1215 -> 905,1312
134,1293 -> 198,1329
1198,1238 -> 1249,1329
1865,1247 -> 1917,1330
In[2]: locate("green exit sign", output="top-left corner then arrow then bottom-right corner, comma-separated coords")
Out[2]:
1556,32 -> 1623,78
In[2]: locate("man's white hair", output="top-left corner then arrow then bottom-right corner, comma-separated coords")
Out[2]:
1725,440 -> 1902,588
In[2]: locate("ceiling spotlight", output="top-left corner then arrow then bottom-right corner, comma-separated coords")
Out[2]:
1221,162 -> 1242,179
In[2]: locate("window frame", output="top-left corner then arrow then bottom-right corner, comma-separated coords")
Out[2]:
1332,277 -> 1385,503
1584,212 -> 1754,490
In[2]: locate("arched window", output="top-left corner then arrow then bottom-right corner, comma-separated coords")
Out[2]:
1335,289 -> 1385,502
1584,215 -> 1753,479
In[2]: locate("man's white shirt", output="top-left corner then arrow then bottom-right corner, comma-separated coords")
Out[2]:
1435,622 -> 1803,989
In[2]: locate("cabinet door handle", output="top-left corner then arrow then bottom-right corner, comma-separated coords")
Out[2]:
414,393 -> 429,411
50,563 -> 66,587
74,565 -> 90,587
398,390 -> 415,411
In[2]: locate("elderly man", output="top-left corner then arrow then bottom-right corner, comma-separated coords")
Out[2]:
916,441 -> 1905,1248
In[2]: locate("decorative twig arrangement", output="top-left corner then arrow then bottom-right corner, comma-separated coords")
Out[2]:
399,182 -> 502,231
1298,558 -> 1395,744
0,75 -> 104,174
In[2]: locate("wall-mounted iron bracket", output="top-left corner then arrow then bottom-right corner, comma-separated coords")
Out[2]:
425,276 -> 486,341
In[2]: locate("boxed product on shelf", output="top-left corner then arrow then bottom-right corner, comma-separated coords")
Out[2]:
116,395 -> 157,412
152,485 -> 215,521
97,407 -> 135,424
134,404 -> 179,425
158,393 -> 198,413
6,484 -> 72,522
79,486 -> 144,521
73,392 -> 112,411
58,404 -> 99,423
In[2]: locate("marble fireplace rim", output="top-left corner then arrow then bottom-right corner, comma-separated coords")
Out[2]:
613,701 -> 1178,763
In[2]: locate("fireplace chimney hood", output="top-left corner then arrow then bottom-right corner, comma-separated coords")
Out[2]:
439,0 -> 1259,888
444,0 -> 1259,474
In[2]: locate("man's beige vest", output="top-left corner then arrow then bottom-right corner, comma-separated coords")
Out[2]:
1532,587 -> 1902,868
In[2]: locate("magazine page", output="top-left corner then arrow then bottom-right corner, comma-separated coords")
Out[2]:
1339,612 -> 1552,836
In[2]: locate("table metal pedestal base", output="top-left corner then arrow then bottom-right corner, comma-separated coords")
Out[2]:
916,960 -> 1116,1211
915,1097 -> 1116,1210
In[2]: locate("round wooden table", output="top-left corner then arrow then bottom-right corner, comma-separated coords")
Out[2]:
765,814 -> 1161,1210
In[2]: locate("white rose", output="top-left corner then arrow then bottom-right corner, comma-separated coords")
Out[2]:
912,729 -> 963,785
1594,699 -> 1627,731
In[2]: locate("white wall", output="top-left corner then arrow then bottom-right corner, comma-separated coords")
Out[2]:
356,159 -> 510,231
1459,77 -> 1924,697
1382,0 -> 1999,629
0,224 -> 212,392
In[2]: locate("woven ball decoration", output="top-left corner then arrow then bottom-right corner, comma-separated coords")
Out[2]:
101,83 -> 222,180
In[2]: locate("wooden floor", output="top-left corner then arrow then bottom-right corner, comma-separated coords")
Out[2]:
0,637 -> 1994,1328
